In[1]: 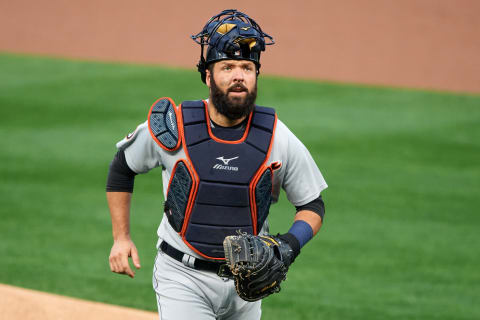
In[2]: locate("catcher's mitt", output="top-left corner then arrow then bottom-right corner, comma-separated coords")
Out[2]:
223,232 -> 299,301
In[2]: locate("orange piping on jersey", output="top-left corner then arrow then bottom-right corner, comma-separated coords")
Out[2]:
174,103 -> 184,150
173,101 -> 183,146
271,161 -> 282,171
249,113 -> 278,235
202,100 -> 254,144
147,97 -> 182,151
249,169 -> 262,234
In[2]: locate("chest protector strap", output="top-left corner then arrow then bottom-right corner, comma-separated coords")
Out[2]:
165,100 -> 277,260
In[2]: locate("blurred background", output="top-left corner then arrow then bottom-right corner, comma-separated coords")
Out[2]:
2,0 -> 480,93
1,1 -> 479,319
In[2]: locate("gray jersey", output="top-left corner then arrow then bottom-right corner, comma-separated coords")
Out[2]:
117,112 -> 327,259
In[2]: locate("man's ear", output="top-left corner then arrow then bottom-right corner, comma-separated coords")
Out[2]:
205,68 -> 211,88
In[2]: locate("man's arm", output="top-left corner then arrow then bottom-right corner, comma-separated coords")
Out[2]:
292,193 -> 325,236
106,150 -> 141,278
107,192 -> 141,278
295,209 -> 322,235
250,196 -> 325,270
284,194 -> 325,251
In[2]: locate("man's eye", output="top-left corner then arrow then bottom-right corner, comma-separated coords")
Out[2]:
223,66 -> 231,70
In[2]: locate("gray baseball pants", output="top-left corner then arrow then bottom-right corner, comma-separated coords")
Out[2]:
152,249 -> 262,320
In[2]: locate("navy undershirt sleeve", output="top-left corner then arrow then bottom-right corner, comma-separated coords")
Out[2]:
106,150 -> 137,192
295,195 -> 325,220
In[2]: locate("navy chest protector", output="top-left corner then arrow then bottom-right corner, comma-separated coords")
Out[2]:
156,99 -> 277,260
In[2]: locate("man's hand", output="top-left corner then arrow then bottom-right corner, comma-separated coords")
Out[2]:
109,238 -> 141,278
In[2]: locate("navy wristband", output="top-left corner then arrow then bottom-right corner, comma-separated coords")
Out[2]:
287,220 -> 314,248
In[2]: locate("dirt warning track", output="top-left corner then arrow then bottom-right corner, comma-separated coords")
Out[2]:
0,284 -> 157,320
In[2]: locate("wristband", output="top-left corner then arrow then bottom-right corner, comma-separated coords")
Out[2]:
287,220 -> 313,248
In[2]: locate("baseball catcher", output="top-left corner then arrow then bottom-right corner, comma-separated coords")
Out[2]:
106,8 -> 327,320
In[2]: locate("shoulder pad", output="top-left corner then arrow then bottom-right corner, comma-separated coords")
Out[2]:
181,100 -> 205,109
148,97 -> 181,151
254,105 -> 275,115
252,105 -> 277,133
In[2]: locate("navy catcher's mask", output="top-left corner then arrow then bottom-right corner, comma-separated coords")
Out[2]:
191,9 -> 275,83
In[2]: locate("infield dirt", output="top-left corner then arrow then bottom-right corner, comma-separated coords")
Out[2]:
0,284 -> 157,320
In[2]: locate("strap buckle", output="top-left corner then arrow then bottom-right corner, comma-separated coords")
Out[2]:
181,254 -> 196,268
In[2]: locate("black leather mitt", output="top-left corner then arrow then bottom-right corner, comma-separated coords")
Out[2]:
223,233 -> 298,301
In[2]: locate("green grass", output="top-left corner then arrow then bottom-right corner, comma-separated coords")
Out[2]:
1,52 -> 479,319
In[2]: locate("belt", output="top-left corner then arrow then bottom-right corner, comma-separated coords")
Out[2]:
160,241 -> 233,278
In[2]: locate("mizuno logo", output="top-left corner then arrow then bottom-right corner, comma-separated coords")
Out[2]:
216,156 -> 239,165
167,111 -> 175,131
240,27 -> 250,31
213,156 -> 239,172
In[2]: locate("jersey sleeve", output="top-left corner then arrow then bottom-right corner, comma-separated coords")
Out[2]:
281,123 -> 328,207
115,121 -> 163,174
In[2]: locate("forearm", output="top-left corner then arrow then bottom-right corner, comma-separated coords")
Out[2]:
278,196 -> 325,261
294,210 -> 322,235
107,192 -> 132,240
106,149 -> 138,240
294,194 -> 324,235
107,191 -> 141,278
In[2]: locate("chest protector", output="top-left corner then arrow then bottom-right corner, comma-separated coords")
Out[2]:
164,99 -> 277,260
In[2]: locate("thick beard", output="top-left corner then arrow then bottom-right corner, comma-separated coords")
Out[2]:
210,77 -> 257,120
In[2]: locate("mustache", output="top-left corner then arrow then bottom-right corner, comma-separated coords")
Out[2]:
228,83 -> 248,92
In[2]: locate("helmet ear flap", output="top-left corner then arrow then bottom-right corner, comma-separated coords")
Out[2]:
197,56 -> 207,83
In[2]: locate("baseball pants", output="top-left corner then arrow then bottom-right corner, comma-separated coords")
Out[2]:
152,249 -> 262,320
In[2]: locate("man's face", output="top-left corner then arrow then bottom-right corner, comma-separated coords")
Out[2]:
206,60 -> 258,120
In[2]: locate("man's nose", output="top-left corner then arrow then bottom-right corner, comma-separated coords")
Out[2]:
232,68 -> 245,82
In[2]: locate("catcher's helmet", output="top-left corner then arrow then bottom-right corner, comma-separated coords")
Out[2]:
191,9 -> 274,83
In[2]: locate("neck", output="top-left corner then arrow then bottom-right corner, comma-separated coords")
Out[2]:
207,100 -> 247,127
